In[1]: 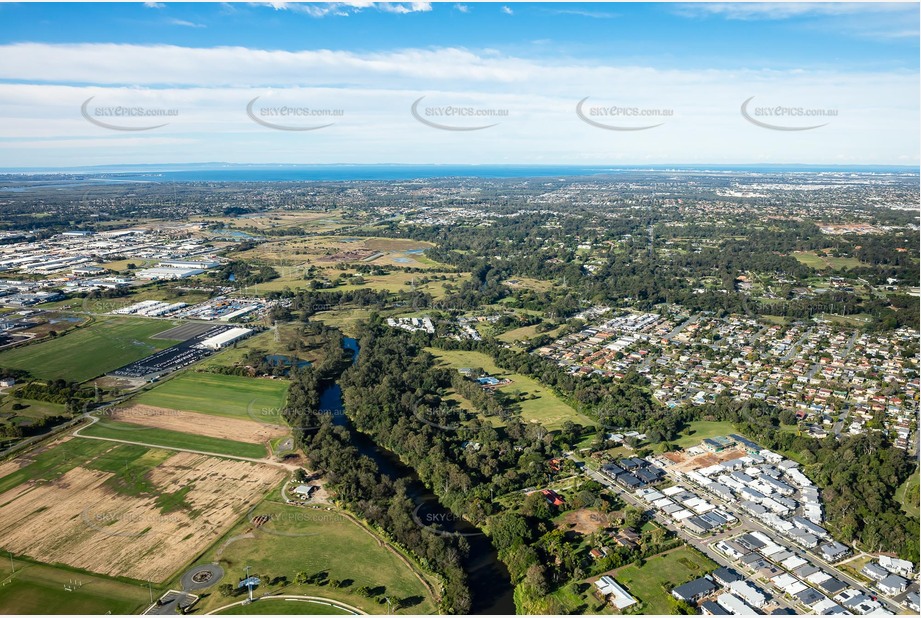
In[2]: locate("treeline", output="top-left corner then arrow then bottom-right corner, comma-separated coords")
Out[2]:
283,348 -> 472,613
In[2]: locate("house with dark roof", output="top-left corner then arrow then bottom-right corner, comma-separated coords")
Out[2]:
672,577 -> 718,603
711,567 -> 742,587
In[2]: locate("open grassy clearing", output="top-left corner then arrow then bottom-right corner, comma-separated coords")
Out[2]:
497,323 -> 564,344
792,251 -> 866,271
895,470 -> 919,519
669,420 -> 738,449
0,396 -> 66,423
425,348 -> 595,429
0,559 -> 149,614
80,420 -> 269,458
0,317 -> 182,382
610,546 -> 717,614
216,599 -> 351,614
133,372 -> 289,421
191,499 -> 438,615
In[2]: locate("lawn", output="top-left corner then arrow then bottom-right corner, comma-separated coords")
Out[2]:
425,348 -> 595,430
611,546 -> 717,615
0,317 -> 182,382
496,323 -> 564,344
895,470 -> 920,520
133,372 -> 289,421
670,421 -> 738,449
0,559 -> 149,614
189,499 -> 438,615
216,599 -> 351,614
80,420 -> 268,459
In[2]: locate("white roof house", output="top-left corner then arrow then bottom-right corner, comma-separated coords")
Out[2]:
595,575 -> 637,609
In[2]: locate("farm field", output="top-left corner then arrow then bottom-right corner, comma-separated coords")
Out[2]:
216,599 -> 351,614
610,546 -> 717,614
80,419 -> 270,459
0,441 -> 283,583
191,499 -> 438,615
425,348 -> 595,429
0,559 -> 149,614
0,317 -> 182,382
100,405 -> 287,445
133,372 -> 289,421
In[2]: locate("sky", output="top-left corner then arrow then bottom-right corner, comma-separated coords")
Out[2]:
0,1 -> 918,168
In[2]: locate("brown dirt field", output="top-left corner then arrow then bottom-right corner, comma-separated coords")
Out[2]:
669,448 -> 748,473
0,452 -> 283,583
560,508 -> 607,535
106,404 -> 288,444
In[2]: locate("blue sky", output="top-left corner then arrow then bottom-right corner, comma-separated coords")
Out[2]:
0,2 -> 917,167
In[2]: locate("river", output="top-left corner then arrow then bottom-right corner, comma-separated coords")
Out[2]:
316,337 -> 516,615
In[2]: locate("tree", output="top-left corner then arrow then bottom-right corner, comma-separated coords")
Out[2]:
218,583 -> 234,597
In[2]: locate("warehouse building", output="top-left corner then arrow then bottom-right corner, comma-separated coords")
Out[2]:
199,327 -> 253,350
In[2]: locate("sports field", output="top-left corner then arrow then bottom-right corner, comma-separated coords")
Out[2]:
0,560 -> 149,614
192,499 -> 437,615
0,317 -> 182,382
133,372 -> 289,422
80,420 -> 269,459
425,348 -> 595,429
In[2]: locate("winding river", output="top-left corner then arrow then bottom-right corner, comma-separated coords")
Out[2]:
317,338 -> 515,615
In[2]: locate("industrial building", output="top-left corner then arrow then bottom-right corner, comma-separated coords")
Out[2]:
199,327 -> 253,350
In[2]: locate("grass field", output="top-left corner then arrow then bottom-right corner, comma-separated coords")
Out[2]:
670,421 -> 738,449
611,546 -> 717,614
191,499 -> 437,615
792,251 -> 865,271
0,559 -> 149,614
216,598 -> 352,614
0,317 -> 182,382
133,372 -> 289,422
425,348 -> 595,429
80,420 -> 268,459
0,437 -> 134,495
895,470 -> 920,519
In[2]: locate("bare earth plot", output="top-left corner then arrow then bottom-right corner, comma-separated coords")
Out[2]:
104,404 -> 288,444
0,452 -> 283,582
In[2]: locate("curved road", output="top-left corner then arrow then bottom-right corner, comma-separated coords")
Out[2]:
206,594 -> 365,615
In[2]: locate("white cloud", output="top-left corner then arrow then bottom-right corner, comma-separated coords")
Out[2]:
168,18 -> 206,28
257,2 -> 430,17
501,6 -> 513,16
676,2 -> 916,21
143,2 -> 165,8
0,44 -> 915,166
454,4 -> 469,14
